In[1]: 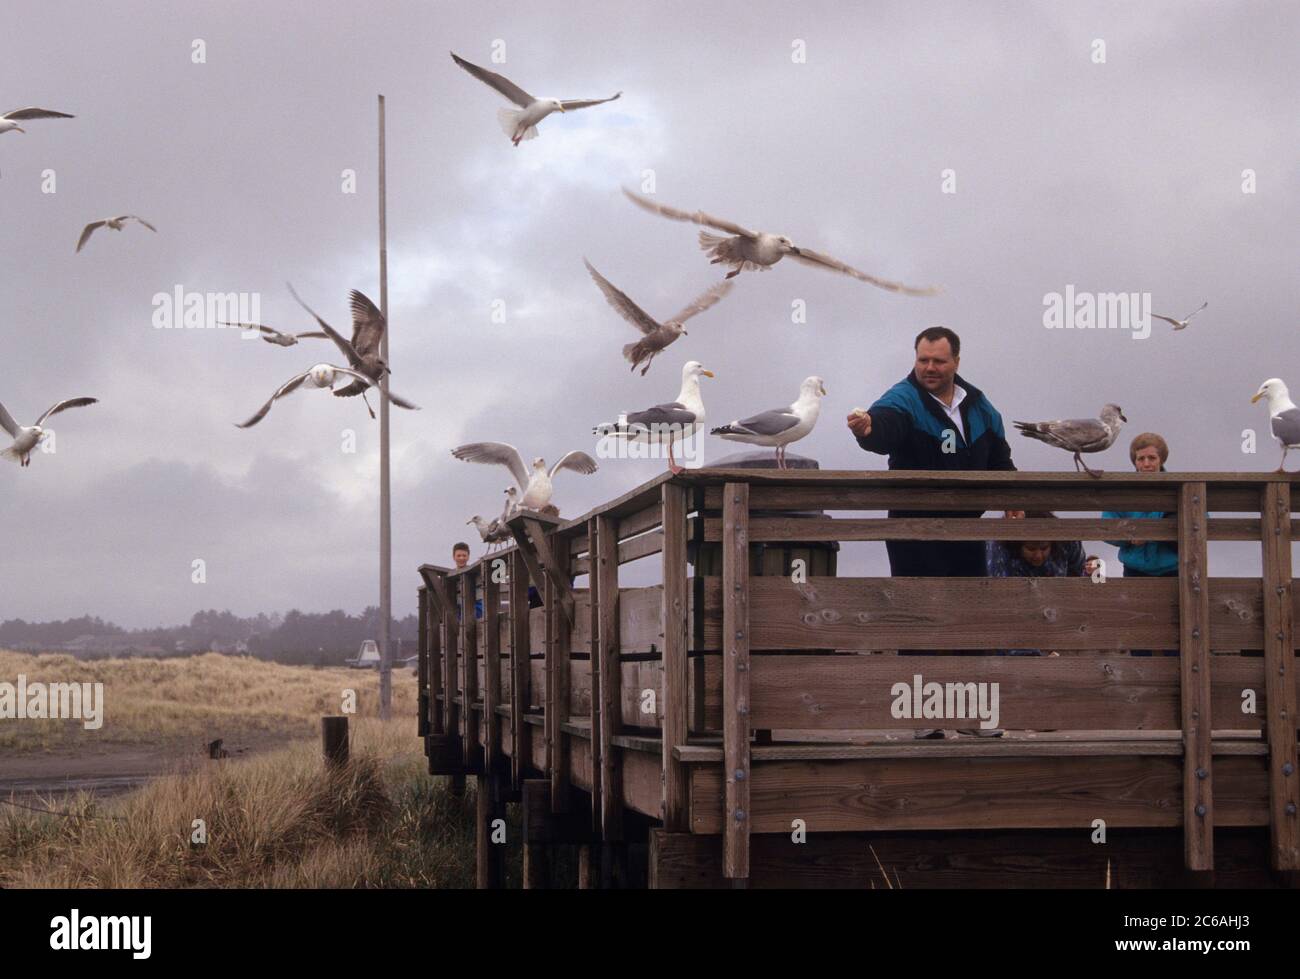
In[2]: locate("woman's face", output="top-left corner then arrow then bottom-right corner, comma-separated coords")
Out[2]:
1020,542 -> 1051,567
1133,445 -> 1163,472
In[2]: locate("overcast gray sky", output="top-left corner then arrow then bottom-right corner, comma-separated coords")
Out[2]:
3,1 -> 1297,627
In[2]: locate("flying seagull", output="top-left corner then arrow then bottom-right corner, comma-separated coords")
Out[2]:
76,215 -> 157,253
1151,301 -> 1207,331
1013,404 -> 1127,477
594,360 -> 714,474
285,283 -> 417,419
450,51 -> 621,146
451,442 -> 598,513
622,187 -> 939,295
584,258 -> 731,375
0,106 -> 74,136
1,396 -> 97,467
1251,378 -> 1300,472
236,363 -> 417,429
711,376 -> 827,469
219,320 -> 329,347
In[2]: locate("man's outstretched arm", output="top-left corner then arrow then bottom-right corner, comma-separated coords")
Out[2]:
847,406 -> 909,455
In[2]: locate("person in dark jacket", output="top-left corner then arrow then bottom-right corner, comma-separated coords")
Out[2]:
846,326 -> 1016,576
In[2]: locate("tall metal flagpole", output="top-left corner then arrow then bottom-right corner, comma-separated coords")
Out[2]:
378,94 -> 392,721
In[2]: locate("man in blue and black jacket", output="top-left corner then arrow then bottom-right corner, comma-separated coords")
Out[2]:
846,326 -> 1016,576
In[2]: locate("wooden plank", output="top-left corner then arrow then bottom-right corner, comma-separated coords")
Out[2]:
722,482 -> 751,879
689,754 -> 1269,833
460,571 -> 479,770
708,484 -> 1182,513
510,550 -> 531,787
618,529 -> 665,565
549,534 -> 573,812
702,516 -> 1178,543
699,576 -> 1284,651
587,517 -> 602,832
676,738 -> 1269,762
1179,482 -> 1214,871
441,578 -> 459,751
595,513 -> 623,841
417,587 -> 430,739
1261,482 -> 1300,869
483,558 -> 503,770
662,483 -> 690,830
522,779 -> 551,889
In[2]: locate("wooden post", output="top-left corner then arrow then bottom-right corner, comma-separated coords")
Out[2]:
723,482 -> 751,880
1261,481 -> 1300,869
1178,481 -> 1213,871
577,844 -> 596,889
440,579 -> 460,751
549,534 -> 573,812
587,517 -> 603,833
476,772 -> 504,889
522,779 -> 551,889
461,570 -> 479,770
427,575 -> 445,736
322,715 -> 349,767
595,513 -> 623,842
484,556 -> 503,772
417,587 -> 429,739
510,550 -> 531,788
661,482 -> 690,830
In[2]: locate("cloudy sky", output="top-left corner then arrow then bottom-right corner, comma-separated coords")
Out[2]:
3,1 -> 1297,627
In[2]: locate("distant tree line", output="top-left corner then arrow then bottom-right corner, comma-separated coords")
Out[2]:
0,607 -> 419,666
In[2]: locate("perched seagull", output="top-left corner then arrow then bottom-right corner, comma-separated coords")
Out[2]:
584,258 -> 731,375
219,320 -> 328,347
622,187 -> 939,295
286,283 -> 418,419
0,106 -> 74,136
1013,404 -> 1127,477
235,364 -> 415,429
76,215 -> 157,253
1151,301 -> 1208,331
450,51 -> 621,146
1251,378 -> 1300,472
594,360 -> 713,474
468,489 -> 519,551
0,396 -> 97,467
711,376 -> 827,469
451,443 -> 598,513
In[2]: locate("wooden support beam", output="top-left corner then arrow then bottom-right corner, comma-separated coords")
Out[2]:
1261,482 -> 1300,869
417,587 -> 429,739
523,517 -> 577,624
476,773 -> 504,889
587,516 -> 603,833
510,550 -> 532,788
578,844 -> 596,889
436,575 -> 459,749
1179,481 -> 1214,871
460,571 -> 480,771
548,534 -> 574,812
483,556 -> 504,772
595,513 -> 623,841
722,482 -> 751,880
662,482 -> 690,830
522,779 -> 552,889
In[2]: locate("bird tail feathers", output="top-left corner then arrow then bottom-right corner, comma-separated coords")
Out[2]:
496,108 -> 539,141
1,446 -> 21,464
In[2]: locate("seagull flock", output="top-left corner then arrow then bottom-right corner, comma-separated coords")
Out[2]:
4,55 -> 1292,514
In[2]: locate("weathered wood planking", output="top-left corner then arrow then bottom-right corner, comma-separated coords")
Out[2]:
649,828 -> 1281,889
698,576 -> 1294,651
722,482 -> 751,879
529,586 -> 667,654
460,572 -> 479,770
662,483 -> 691,830
483,569 -> 502,769
548,534 -> 573,812
703,516 -> 1180,543
1179,482 -> 1214,871
595,513 -> 623,840
587,516 -> 602,832
417,587 -> 430,739
1261,482 -> 1300,869
510,551 -> 531,787
688,754 -> 1270,834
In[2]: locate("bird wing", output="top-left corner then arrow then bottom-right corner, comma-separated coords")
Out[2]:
295,331 -> 329,340
720,409 -> 800,437
76,221 -> 105,253
1183,301 -> 1208,323
220,321 -> 287,341
622,188 -> 758,238
1016,418 -> 1109,451
450,52 -> 535,107
34,397 -> 97,427
348,290 -> 386,359
549,450 -> 598,478
384,387 -> 421,411
788,247 -> 940,295
584,259 -> 660,335
1150,313 -> 1182,328
559,92 -> 621,111
286,283 -> 362,369
452,442 -> 530,489
0,401 -> 21,438
235,371 -> 317,428
667,279 -> 733,324
125,216 -> 158,232
1271,408 -> 1300,448
626,401 -> 698,428
3,107 -> 75,121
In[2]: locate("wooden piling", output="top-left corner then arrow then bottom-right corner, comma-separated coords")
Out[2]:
321,715 -> 349,767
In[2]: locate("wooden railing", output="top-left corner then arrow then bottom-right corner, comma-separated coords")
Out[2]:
417,470 -> 1300,888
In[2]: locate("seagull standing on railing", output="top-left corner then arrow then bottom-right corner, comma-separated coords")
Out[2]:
1012,404 -> 1126,477
594,360 -> 713,474
468,489 -> 519,551
1,396 -> 97,467
452,442 -> 597,514
711,376 -> 826,468
1251,378 -> 1300,472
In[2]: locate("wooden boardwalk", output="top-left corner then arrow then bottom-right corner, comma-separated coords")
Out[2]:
416,470 -> 1300,887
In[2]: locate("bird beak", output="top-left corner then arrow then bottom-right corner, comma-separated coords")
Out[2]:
682,329 -> 688,336
1119,412 -> 1127,423
1251,392 -> 1265,403
819,383 -> 827,396
701,369 -> 715,378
